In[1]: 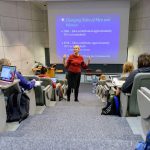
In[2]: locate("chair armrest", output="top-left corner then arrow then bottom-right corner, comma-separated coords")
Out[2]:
141,87 -> 150,98
42,85 -> 51,92
137,90 -> 150,119
104,85 -> 109,91
42,85 -> 52,106
24,89 -> 36,115
124,93 -> 131,96
137,89 -> 150,135
120,92 -> 130,117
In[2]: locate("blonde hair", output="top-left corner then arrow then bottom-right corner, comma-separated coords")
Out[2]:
122,61 -> 134,74
0,58 -> 11,70
73,45 -> 80,50
99,74 -> 106,80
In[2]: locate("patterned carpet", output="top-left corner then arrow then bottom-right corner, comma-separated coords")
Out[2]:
0,83 -> 142,150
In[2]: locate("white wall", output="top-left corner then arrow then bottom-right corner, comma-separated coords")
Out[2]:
1,0 -> 149,72
128,0 -> 150,68
0,1 -> 49,74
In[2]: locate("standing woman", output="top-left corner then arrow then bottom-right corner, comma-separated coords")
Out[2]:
63,45 -> 91,102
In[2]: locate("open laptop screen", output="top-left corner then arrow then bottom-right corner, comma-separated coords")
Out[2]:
0,65 -> 16,82
51,78 -> 57,83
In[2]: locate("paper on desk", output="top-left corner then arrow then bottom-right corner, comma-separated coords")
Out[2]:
35,81 -> 42,87
113,78 -> 125,87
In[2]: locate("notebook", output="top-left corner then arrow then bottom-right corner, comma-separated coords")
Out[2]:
0,65 -> 16,85
34,81 -> 42,87
112,78 -> 125,88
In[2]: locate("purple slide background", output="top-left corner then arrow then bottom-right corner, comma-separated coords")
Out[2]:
56,15 -> 120,61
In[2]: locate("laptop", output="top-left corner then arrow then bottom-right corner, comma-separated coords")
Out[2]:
0,65 -> 16,85
50,77 -> 57,83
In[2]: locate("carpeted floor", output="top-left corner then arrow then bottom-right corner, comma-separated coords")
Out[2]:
0,83 -> 142,150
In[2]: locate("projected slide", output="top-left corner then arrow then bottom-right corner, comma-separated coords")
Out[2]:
56,15 -> 120,63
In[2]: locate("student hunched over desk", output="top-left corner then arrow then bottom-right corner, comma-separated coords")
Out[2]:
0,58 -> 35,91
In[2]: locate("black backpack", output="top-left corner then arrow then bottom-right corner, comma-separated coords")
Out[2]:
6,92 -> 30,123
101,96 -> 120,116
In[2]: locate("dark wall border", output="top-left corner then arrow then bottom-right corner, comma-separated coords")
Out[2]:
53,64 -> 123,74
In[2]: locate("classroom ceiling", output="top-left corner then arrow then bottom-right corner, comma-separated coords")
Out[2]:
17,0 -> 139,11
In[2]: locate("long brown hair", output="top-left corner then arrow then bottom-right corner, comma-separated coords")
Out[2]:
122,61 -> 134,74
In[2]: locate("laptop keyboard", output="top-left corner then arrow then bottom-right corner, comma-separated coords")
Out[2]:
0,81 -> 12,85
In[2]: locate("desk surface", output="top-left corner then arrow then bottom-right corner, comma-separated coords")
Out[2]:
106,80 -> 125,88
55,69 -> 63,73
106,82 -> 115,87
113,79 -> 125,88
0,79 -> 20,89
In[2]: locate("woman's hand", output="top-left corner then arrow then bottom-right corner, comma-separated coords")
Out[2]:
87,56 -> 91,65
63,54 -> 67,60
63,54 -> 67,67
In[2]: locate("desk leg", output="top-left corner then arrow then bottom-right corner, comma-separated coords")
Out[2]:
85,75 -> 88,83
84,74 -> 86,83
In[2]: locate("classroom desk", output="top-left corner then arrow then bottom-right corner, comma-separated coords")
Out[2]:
0,79 -> 20,89
0,79 -> 20,132
106,80 -> 125,88
55,69 -> 63,73
84,72 -> 102,82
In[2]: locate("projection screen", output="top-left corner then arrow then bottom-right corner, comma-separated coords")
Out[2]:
48,0 -> 130,64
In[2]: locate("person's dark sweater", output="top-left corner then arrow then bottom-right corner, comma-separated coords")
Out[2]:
122,67 -> 150,93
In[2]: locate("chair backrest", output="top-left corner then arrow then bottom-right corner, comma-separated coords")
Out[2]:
23,75 -> 40,81
137,87 -> 150,135
141,87 -> 150,98
137,87 -> 150,119
128,73 -> 150,115
23,75 -> 45,105
39,77 -> 53,87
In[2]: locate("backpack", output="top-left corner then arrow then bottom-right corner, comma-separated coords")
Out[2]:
6,92 -> 30,123
101,95 -> 120,116
135,131 -> 150,150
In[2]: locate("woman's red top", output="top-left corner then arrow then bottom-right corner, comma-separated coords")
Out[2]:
66,54 -> 87,73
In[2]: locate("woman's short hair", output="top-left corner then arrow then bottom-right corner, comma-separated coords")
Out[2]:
0,58 -> 11,70
99,74 -> 106,80
138,53 -> 150,68
123,61 -> 134,74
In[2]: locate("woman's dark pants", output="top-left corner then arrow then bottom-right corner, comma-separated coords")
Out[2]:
67,72 -> 81,101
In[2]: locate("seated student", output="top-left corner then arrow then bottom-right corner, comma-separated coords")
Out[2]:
101,62 -> 134,116
0,58 -> 35,91
32,61 -> 47,75
115,61 -> 134,95
38,70 -> 67,101
119,61 -> 134,80
99,74 -> 106,81
122,53 -> 150,93
55,79 -> 67,101
55,74 -> 68,101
